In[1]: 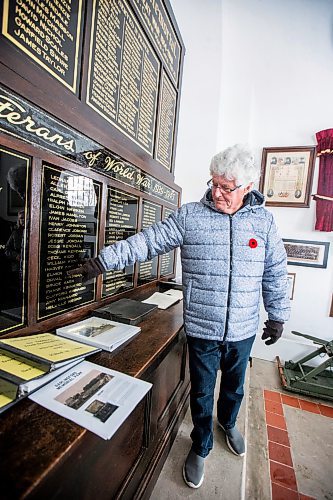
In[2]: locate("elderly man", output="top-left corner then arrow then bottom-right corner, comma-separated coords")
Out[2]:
70,144 -> 290,489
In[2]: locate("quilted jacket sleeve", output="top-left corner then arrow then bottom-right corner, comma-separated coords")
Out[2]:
98,206 -> 186,271
262,215 -> 290,322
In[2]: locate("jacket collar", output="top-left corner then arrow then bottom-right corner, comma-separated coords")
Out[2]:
200,189 -> 265,214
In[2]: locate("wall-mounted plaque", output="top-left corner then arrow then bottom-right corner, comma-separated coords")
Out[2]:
159,207 -> 175,277
0,85 -> 179,207
0,146 -> 30,334
37,164 -> 100,320
87,0 -> 160,155
102,187 -> 139,297
129,0 -> 181,87
2,0 -> 83,93
155,71 -> 177,171
138,199 -> 161,285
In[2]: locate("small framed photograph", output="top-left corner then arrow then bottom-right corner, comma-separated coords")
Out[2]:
260,146 -> 316,207
283,239 -> 330,268
287,273 -> 296,300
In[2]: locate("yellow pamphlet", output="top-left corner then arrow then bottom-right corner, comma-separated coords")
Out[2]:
0,349 -> 48,382
0,333 -> 99,369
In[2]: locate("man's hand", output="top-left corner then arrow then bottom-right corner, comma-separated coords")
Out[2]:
261,320 -> 284,345
67,257 -> 106,282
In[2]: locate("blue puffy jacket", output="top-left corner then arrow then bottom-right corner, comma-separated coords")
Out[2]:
99,189 -> 290,342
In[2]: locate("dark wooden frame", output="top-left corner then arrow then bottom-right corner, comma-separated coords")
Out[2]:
260,146 -> 316,207
283,239 -> 330,268
0,132 -> 181,339
0,0 -> 185,181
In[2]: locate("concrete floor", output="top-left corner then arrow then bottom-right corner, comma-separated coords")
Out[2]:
150,358 -> 333,500
150,369 -> 248,499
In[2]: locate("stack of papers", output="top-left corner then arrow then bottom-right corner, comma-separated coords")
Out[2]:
56,317 -> 141,352
30,360 -> 152,440
163,289 -> 183,301
142,291 -> 180,310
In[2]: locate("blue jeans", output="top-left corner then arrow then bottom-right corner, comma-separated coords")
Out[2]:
187,335 -> 255,458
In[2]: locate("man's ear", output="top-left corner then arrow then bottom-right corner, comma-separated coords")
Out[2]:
244,182 -> 253,194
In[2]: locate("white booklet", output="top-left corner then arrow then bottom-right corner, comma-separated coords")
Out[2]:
142,292 -> 180,310
30,361 -> 152,440
56,317 -> 140,352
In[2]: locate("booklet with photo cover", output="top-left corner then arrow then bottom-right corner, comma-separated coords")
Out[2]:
93,298 -> 157,325
56,317 -> 141,352
30,360 -> 152,440
0,334 -> 99,370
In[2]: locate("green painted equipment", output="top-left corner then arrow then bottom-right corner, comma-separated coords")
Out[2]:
277,330 -> 333,402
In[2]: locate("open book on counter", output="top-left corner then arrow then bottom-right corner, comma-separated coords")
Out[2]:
30,360 -> 152,440
56,317 -> 141,352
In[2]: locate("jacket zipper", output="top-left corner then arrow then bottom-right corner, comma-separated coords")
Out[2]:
223,214 -> 233,341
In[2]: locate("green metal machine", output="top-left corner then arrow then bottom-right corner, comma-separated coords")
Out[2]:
277,330 -> 333,402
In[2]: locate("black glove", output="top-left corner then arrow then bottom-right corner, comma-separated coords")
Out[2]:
67,257 -> 106,282
261,320 -> 284,345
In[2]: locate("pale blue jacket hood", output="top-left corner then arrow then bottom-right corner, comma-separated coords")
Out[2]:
99,189 -> 290,342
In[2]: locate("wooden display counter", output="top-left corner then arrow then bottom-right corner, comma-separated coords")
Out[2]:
0,301 -> 190,500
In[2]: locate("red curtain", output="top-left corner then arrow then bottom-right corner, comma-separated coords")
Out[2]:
314,129 -> 333,232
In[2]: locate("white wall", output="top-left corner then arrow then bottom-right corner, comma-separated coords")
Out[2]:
170,0 -> 222,204
170,0 -> 333,361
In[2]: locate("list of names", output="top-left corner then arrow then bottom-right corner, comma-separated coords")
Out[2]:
156,71 -> 177,171
102,187 -> 139,297
2,0 -> 82,92
159,207 -> 175,276
87,0 -> 159,154
38,165 -> 99,319
138,199 -> 161,285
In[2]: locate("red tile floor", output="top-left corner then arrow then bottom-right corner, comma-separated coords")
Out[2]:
263,389 -> 333,500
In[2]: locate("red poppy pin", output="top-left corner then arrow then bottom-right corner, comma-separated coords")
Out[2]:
249,238 -> 258,248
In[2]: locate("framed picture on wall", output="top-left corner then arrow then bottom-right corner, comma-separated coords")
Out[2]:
287,273 -> 296,300
283,239 -> 330,268
259,146 -> 316,207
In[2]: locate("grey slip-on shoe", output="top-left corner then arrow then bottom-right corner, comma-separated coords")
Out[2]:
218,422 -> 246,457
182,449 -> 205,488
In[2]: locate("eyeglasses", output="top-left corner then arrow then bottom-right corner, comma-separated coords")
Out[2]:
207,179 -> 242,194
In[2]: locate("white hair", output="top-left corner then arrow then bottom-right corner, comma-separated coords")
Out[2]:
209,144 -> 260,187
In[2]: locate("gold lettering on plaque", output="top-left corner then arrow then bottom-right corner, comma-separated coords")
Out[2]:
2,0 -> 82,92
0,95 -> 75,152
83,150 -> 102,166
86,0 -> 159,154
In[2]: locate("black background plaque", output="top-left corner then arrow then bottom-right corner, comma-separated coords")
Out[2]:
87,0 -> 160,155
38,164 -> 100,319
2,0 -> 83,93
138,199 -> 161,285
102,187 -> 139,297
159,207 -> 175,277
